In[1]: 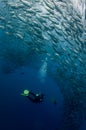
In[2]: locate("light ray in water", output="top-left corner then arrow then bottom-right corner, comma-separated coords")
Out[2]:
38,57 -> 47,83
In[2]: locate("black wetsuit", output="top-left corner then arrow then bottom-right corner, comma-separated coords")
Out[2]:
26,91 -> 44,103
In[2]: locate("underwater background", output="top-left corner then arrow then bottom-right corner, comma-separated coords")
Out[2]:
0,0 -> 86,130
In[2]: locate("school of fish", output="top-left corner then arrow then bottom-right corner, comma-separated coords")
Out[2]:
0,0 -> 86,130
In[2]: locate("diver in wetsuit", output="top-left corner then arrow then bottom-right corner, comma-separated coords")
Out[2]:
21,90 -> 44,103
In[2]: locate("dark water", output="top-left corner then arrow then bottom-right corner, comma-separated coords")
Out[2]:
0,56 -> 86,130
0,64 -> 64,130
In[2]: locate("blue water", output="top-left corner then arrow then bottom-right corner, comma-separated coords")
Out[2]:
0,65 -> 63,130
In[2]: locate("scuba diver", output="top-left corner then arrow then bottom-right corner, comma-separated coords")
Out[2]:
21,89 -> 44,103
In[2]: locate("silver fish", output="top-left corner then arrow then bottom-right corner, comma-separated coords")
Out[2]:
20,0 -> 32,7
7,2 -> 24,9
0,16 -> 5,21
17,14 -> 27,23
43,0 -> 55,10
0,25 -> 5,29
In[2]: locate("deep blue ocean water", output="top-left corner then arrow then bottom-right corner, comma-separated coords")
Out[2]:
0,63 -> 64,130
0,59 -> 86,130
